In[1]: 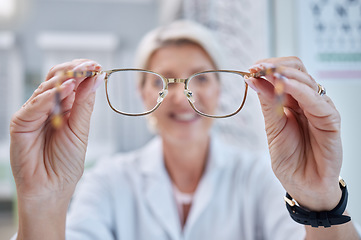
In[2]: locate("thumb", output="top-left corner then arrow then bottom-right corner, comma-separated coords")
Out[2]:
244,75 -> 289,138
67,72 -> 105,142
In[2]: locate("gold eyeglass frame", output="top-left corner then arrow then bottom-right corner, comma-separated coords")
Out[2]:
64,68 -> 267,118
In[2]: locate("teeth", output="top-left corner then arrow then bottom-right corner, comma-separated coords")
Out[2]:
174,112 -> 196,121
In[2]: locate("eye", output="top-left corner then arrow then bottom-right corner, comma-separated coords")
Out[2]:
144,75 -> 163,88
152,77 -> 163,88
193,74 -> 209,84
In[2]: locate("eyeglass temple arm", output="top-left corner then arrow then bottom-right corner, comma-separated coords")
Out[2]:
63,70 -> 114,78
240,66 -> 277,78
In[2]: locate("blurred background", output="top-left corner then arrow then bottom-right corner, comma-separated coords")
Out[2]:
0,0 -> 360,239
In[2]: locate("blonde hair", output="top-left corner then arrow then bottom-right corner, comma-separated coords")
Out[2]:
134,20 -> 224,70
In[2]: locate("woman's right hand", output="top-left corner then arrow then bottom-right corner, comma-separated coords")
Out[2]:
10,59 -> 104,203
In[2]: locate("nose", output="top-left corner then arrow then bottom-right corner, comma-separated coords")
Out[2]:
168,83 -> 188,105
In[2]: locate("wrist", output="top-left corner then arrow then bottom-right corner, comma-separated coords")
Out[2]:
17,195 -> 70,240
297,184 -> 342,212
284,177 -> 351,228
17,193 -> 70,224
18,194 -> 71,212
287,177 -> 342,212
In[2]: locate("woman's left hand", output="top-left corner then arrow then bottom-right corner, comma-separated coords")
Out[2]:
245,56 -> 342,211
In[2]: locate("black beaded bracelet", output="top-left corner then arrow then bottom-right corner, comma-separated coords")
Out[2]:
284,178 -> 351,228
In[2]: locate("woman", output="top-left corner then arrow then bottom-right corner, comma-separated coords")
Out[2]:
10,21 -> 360,239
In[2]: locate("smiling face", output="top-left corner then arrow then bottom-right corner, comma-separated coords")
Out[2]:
140,42 -> 219,144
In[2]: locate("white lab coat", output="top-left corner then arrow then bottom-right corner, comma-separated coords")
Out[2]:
65,136 -> 306,240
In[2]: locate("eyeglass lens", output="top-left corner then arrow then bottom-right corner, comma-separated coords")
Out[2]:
187,71 -> 246,117
106,70 -> 164,115
106,70 -> 246,117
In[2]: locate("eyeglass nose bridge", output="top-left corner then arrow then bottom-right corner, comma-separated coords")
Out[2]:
165,78 -> 195,103
167,78 -> 186,83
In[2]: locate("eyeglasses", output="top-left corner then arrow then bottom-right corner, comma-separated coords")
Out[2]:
63,68 -> 269,118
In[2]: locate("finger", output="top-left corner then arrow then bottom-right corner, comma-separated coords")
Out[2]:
248,62 -> 325,113
45,59 -> 100,81
250,72 -> 335,115
11,79 -> 76,133
274,67 -> 317,91
70,61 -> 103,90
257,67 -> 320,113
26,74 -> 72,106
67,73 -> 105,142
245,75 -> 275,100
247,74 -> 341,175
249,63 -> 315,91
282,78 -> 338,120
245,76 -> 288,131
245,73 -> 297,109
60,91 -> 76,114
278,79 -> 342,168
251,56 -> 308,74
27,61 -> 102,107
255,71 -> 339,130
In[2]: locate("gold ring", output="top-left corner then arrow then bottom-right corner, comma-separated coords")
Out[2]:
317,83 -> 326,96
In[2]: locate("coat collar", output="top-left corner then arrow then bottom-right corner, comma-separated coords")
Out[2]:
138,135 -> 227,176
139,136 -> 181,239
138,135 -> 228,239
183,135 -> 226,235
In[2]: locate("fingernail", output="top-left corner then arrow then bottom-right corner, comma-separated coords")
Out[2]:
249,63 -> 276,72
249,63 -> 262,71
91,72 -> 106,92
244,77 -> 259,93
95,64 -> 102,71
73,61 -> 97,72
260,63 -> 275,69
